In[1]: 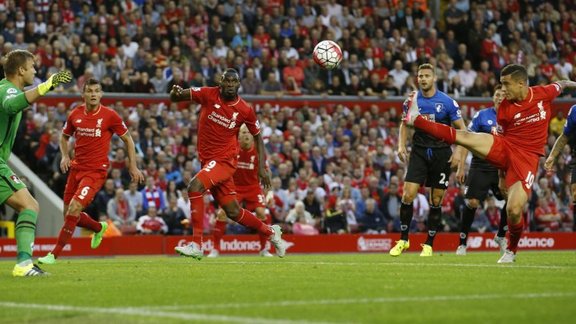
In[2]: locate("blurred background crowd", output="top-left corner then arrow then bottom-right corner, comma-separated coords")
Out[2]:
1,0 -> 575,236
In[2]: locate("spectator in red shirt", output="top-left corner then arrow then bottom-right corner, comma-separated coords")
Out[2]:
534,195 -> 561,232
539,53 -> 556,81
283,57 -> 304,89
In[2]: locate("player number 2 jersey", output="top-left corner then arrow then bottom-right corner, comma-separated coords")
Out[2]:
497,84 -> 562,156
62,104 -> 128,171
190,87 -> 260,163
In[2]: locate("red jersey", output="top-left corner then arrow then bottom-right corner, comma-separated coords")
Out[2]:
190,87 -> 260,163
497,83 -> 562,156
63,104 -> 128,171
234,145 -> 259,188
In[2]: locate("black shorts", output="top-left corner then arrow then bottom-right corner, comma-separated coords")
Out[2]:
405,146 -> 452,189
464,168 -> 503,201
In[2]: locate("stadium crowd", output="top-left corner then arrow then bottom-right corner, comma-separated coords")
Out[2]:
1,0 -> 575,236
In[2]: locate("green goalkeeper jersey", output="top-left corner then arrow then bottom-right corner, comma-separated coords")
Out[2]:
0,79 -> 25,163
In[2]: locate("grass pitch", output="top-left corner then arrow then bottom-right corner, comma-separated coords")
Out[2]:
0,251 -> 575,323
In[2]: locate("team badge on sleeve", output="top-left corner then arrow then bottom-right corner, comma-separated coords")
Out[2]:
10,175 -> 22,184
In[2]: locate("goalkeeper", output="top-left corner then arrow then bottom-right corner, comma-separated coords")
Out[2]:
0,49 -> 72,276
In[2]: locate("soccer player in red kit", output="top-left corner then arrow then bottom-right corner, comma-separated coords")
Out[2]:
170,68 -> 285,259
208,124 -> 273,257
404,64 -> 576,263
38,79 -> 145,265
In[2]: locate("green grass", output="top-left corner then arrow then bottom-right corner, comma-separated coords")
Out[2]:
0,252 -> 575,323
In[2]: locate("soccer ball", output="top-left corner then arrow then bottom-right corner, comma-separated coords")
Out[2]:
313,40 -> 343,70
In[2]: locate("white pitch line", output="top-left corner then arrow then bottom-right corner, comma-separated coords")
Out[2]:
188,260 -> 572,270
148,292 -> 576,311
0,302 -> 332,324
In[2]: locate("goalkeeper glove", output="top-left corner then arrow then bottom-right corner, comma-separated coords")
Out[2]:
38,70 -> 73,96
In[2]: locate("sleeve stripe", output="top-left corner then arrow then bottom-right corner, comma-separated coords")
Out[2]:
119,129 -> 129,137
553,82 -> 563,93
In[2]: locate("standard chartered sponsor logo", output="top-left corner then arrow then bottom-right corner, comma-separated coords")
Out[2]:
209,111 -> 231,123
514,111 -> 544,126
237,161 -> 255,170
207,111 -> 240,129
207,111 -> 231,127
76,127 -> 102,137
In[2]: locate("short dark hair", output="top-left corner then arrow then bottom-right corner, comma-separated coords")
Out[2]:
500,64 -> 528,82
82,78 -> 101,91
3,50 -> 35,76
221,68 -> 240,81
494,84 -> 502,91
418,63 -> 435,74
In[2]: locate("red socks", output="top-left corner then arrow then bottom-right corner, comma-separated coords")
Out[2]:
77,212 -> 102,232
507,218 -> 524,253
236,209 -> 273,236
52,215 -> 79,257
258,214 -> 271,251
414,116 -> 457,144
189,192 -> 205,246
212,220 -> 227,251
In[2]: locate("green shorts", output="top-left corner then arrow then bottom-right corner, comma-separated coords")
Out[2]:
0,162 -> 27,205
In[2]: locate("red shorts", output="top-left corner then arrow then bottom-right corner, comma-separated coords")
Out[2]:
196,160 -> 237,206
236,185 -> 265,211
486,136 -> 539,195
63,168 -> 108,207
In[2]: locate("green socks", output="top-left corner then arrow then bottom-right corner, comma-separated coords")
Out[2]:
15,209 -> 38,263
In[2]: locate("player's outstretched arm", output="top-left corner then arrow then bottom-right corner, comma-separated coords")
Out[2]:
3,71 -> 72,115
253,133 -> 271,189
169,85 -> 192,102
545,133 -> 569,172
120,132 -> 145,184
555,80 -> 576,91
59,133 -> 72,173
